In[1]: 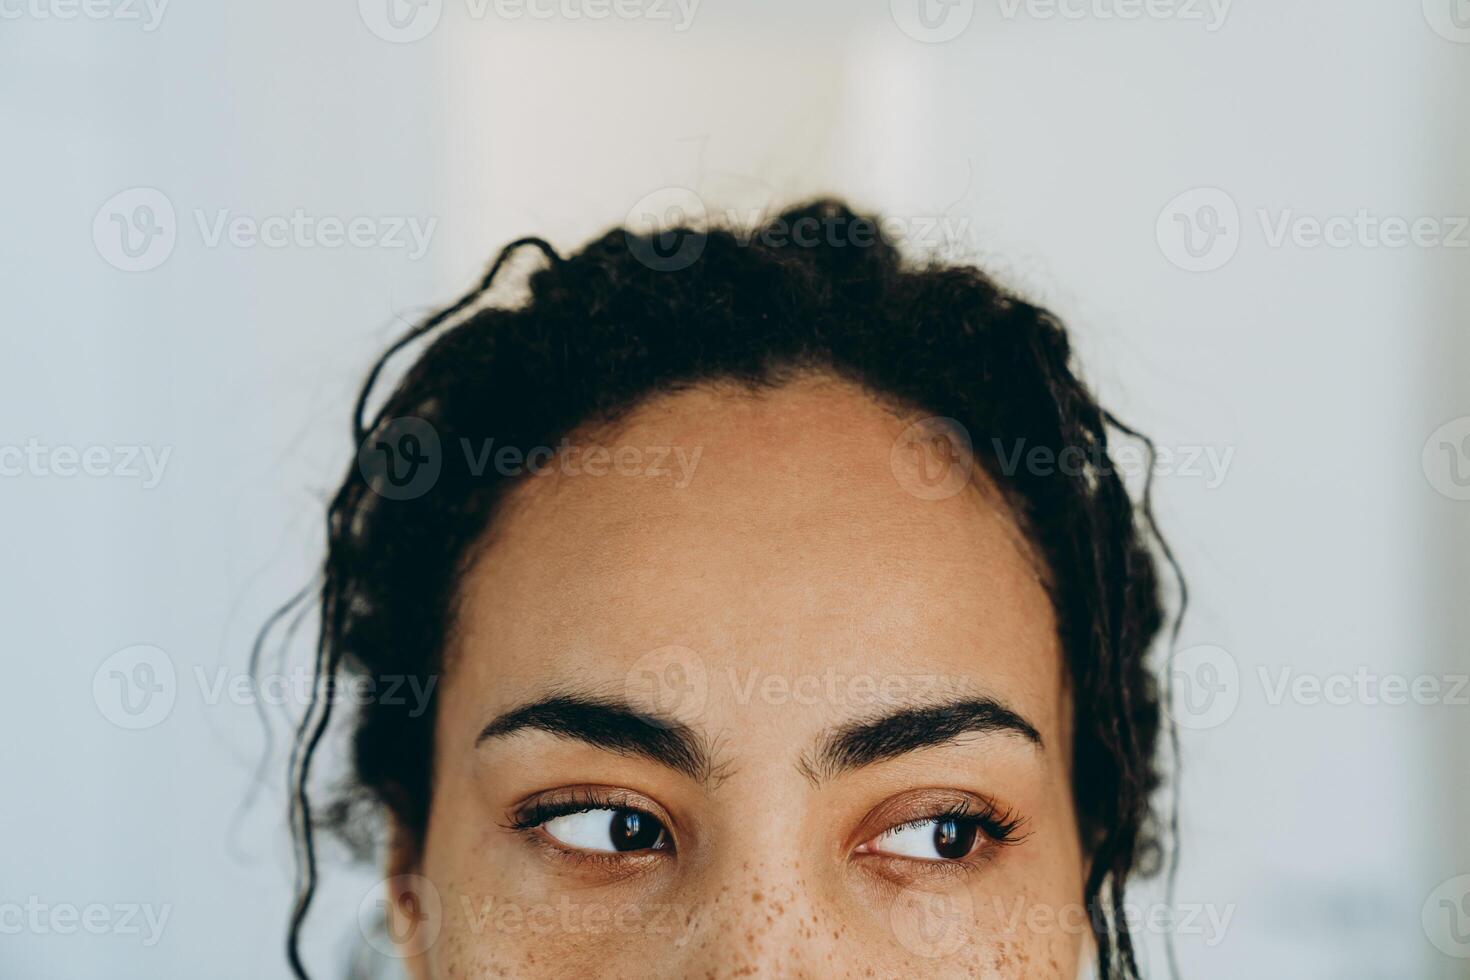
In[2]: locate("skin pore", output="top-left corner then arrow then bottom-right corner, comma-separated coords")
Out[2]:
387,374 -> 1088,978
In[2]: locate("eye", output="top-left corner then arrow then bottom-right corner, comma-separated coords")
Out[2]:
540,807 -> 669,853
859,816 -> 981,861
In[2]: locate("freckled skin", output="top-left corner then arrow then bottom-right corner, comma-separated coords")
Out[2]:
389,377 -> 1088,978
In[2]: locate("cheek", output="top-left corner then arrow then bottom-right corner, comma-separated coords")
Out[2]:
421,880 -> 679,979
865,852 -> 1087,977
410,848 -> 1087,979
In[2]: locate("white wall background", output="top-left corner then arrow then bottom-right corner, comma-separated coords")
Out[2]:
2,1 -> 1467,977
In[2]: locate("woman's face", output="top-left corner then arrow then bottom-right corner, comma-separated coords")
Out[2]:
389,378 -> 1087,978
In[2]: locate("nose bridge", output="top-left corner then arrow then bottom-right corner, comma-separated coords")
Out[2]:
673,856 -> 834,979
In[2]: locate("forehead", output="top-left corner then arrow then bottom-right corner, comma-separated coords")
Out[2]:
447,375 -> 1063,742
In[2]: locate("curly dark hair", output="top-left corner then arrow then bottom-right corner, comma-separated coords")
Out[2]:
268,198 -> 1183,980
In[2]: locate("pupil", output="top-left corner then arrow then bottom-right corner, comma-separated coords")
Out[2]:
611,810 -> 663,851
933,818 -> 977,859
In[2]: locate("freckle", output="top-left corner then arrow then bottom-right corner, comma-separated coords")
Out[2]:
751,890 -> 762,903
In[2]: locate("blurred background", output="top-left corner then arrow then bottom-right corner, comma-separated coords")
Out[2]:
2,1 -> 1468,977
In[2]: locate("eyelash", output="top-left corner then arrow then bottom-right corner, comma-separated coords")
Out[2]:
508,789 -> 653,829
886,800 -> 1026,848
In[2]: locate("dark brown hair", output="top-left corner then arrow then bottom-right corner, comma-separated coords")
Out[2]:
268,198 -> 1183,979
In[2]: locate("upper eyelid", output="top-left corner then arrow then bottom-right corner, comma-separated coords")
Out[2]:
510,787 -> 670,829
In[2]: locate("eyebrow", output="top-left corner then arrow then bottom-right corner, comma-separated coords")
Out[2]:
476,691 -> 1041,787
475,693 -> 711,783
802,696 -> 1043,783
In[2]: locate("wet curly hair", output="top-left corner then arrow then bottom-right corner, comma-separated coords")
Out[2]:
268,198 -> 1183,979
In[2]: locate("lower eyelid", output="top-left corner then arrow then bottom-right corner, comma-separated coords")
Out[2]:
852,850 -> 988,890
522,828 -> 672,879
